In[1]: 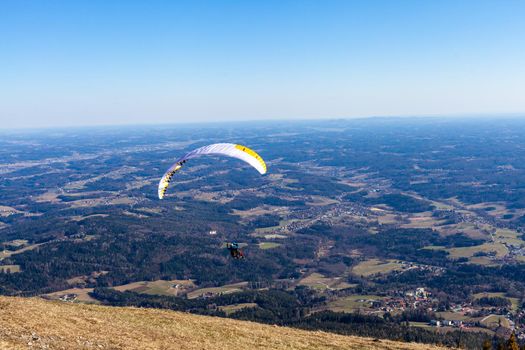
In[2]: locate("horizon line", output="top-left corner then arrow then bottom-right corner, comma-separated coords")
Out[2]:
2,112 -> 525,132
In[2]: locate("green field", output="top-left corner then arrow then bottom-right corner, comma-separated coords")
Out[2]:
258,242 -> 281,249
263,234 -> 287,239
409,322 -> 433,329
472,292 -> 520,312
479,315 -> 511,329
327,295 -> 384,313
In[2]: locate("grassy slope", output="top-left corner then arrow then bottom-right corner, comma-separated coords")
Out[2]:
0,296 -> 448,350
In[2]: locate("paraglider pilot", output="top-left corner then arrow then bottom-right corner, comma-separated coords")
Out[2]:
226,242 -> 244,259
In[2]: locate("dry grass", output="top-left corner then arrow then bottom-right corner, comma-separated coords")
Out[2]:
494,228 -> 525,246
0,296 -> 446,350
327,295 -> 384,313
352,259 -> 405,277
186,282 -> 248,299
113,279 -> 195,297
69,214 -> 109,222
4,240 -> 28,248
306,195 -> 339,206
135,207 -> 163,215
218,303 -> 258,315
0,205 -> 23,217
0,265 -> 21,273
258,242 -> 281,249
0,243 -> 42,261
263,234 -> 287,239
43,288 -> 99,303
33,191 -> 61,203
375,213 -> 400,225
401,212 -> 445,229
232,205 -> 286,219
479,314 -> 511,330
472,292 -> 521,312
446,242 -> 508,260
297,273 -> 355,291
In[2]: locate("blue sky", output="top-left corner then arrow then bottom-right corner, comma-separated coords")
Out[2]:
1,0 -> 524,128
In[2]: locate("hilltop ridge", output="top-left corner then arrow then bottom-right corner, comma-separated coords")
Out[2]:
0,296 -> 448,350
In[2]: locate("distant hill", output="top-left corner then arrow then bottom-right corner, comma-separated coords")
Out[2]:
0,296 -> 447,350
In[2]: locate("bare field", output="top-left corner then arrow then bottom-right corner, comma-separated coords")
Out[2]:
191,190 -> 236,204
259,242 -> 281,249
401,212 -> 445,229
0,243 -> 42,261
70,213 -> 109,221
233,205 -> 287,219
437,222 -> 492,240
113,279 -> 195,297
0,205 -> 23,217
306,195 -> 339,206
479,314 -> 511,329
0,265 -> 20,273
186,282 -> 248,299
435,311 -> 470,321
263,234 -> 287,239
125,178 -> 154,191
67,195 -> 138,208
375,213 -> 400,225
135,207 -> 163,214
253,219 -> 299,235
446,242 -> 508,261
472,292 -> 521,312
352,259 -> 405,277
327,295 -> 384,313
466,202 -> 525,220
494,228 -> 524,246
64,166 -> 138,190
4,240 -> 28,247
33,190 -> 61,203
43,288 -> 99,303
298,273 -> 355,291
218,303 -> 258,315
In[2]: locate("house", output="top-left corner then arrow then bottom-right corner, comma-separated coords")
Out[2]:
452,320 -> 463,327
415,287 -> 428,299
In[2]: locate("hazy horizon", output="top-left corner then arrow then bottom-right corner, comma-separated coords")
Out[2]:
3,114 -> 525,133
1,0 -> 525,129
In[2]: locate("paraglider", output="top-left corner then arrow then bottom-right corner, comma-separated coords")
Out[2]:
226,242 -> 244,259
158,143 -> 267,199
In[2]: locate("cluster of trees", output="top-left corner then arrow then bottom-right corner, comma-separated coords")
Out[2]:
474,297 -> 512,308
482,332 -> 524,350
89,287 -> 491,349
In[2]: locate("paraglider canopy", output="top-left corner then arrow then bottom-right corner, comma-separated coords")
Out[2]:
158,143 -> 267,199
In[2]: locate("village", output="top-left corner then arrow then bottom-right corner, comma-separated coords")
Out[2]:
345,286 -> 521,339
